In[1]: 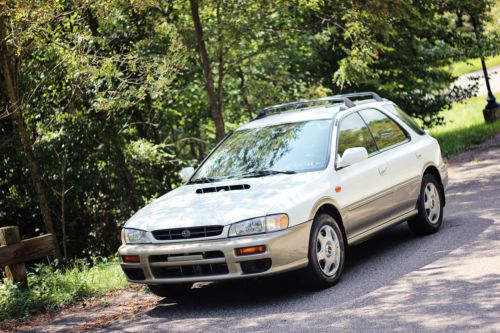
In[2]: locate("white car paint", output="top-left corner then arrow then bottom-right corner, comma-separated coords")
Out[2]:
124,100 -> 446,245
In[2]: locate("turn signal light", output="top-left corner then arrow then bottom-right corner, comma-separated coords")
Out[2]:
121,255 -> 140,263
235,245 -> 266,256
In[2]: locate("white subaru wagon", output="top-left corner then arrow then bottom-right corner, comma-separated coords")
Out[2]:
119,92 -> 448,297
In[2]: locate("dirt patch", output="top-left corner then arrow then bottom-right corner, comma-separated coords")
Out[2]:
448,133 -> 500,165
1,285 -> 159,333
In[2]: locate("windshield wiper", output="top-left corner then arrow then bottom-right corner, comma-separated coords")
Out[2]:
188,176 -> 221,184
191,170 -> 296,183
238,169 -> 296,179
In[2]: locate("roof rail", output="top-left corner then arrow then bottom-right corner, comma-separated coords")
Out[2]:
256,96 -> 354,119
255,91 -> 383,119
333,91 -> 382,101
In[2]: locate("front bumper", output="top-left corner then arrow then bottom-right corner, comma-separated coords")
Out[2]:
118,221 -> 311,284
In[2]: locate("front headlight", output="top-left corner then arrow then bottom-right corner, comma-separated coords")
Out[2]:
121,228 -> 151,244
228,214 -> 289,237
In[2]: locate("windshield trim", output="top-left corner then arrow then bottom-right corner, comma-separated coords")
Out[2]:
187,119 -> 334,185
185,130 -> 234,184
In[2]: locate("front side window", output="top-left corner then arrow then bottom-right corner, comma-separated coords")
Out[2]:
190,119 -> 332,182
337,113 -> 377,157
359,109 -> 409,150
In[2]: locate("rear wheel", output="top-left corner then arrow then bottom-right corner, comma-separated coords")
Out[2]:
408,174 -> 443,235
147,283 -> 193,298
297,213 -> 346,289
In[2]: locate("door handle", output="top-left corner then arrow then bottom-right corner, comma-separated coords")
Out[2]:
378,166 -> 388,176
416,152 -> 423,159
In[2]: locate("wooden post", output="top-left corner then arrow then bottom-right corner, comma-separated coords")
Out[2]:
0,226 -> 28,287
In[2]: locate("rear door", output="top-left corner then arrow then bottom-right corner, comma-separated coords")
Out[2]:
334,112 -> 393,238
358,108 -> 421,216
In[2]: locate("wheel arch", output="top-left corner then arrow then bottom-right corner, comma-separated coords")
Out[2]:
423,165 -> 446,206
309,199 -> 347,245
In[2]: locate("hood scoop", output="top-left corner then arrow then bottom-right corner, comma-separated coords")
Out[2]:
196,184 -> 250,194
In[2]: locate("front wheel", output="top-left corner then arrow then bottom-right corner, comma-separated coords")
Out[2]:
147,283 -> 193,298
408,174 -> 443,235
297,213 -> 346,289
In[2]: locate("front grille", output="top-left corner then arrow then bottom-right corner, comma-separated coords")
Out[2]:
152,226 -> 224,241
151,263 -> 229,278
149,251 -> 224,263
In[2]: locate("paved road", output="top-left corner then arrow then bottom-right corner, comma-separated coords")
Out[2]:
454,64 -> 500,95
91,136 -> 500,333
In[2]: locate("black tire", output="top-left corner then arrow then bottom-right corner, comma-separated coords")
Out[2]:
408,173 -> 444,235
297,213 -> 346,289
147,283 -> 193,298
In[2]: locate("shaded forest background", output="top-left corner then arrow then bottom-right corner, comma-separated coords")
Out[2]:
0,0 -> 498,259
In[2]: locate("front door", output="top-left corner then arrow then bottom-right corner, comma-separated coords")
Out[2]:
334,112 -> 393,238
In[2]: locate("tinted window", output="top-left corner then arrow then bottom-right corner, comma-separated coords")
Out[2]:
337,113 -> 377,157
359,109 -> 408,150
382,104 -> 425,135
191,119 -> 332,181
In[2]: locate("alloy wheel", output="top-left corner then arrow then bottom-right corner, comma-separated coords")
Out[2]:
316,225 -> 341,277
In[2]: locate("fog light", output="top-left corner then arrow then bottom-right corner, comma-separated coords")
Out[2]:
121,255 -> 140,263
235,245 -> 266,256
240,258 -> 272,274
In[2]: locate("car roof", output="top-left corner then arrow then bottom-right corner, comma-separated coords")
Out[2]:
238,99 -> 391,131
238,105 -> 341,130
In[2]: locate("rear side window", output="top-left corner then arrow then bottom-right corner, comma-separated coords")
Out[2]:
382,104 -> 425,135
337,113 -> 377,157
359,109 -> 409,150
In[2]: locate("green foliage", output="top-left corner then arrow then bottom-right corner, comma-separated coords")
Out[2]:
0,258 -> 127,322
0,0 -> 498,258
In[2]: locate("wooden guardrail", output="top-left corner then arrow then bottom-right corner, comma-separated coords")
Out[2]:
0,226 -> 55,287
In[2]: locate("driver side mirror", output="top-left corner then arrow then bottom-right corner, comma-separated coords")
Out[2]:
180,167 -> 195,182
338,147 -> 368,168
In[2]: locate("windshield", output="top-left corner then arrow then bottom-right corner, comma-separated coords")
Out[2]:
190,119 -> 333,183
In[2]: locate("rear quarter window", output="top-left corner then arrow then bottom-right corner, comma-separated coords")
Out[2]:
382,104 -> 426,135
358,109 -> 409,150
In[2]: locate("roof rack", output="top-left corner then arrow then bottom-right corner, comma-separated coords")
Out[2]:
333,92 -> 382,101
255,91 -> 382,119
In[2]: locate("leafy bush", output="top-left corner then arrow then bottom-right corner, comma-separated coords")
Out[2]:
0,258 -> 127,322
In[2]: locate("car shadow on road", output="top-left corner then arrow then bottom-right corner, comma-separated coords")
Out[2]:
144,216 -> 493,321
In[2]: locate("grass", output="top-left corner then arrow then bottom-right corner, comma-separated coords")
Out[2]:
0,258 -> 127,322
430,95 -> 500,157
446,54 -> 500,77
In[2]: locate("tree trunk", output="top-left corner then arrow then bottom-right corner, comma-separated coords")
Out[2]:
0,18 -> 62,259
216,0 -> 225,135
189,0 -> 225,141
60,156 -> 68,259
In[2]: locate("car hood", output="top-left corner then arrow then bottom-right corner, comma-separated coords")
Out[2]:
125,172 -> 322,231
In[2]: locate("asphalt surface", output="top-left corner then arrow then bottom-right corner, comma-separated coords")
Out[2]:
454,64 -> 500,96
84,136 -> 499,333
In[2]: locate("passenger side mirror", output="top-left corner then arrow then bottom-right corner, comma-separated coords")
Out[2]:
338,147 -> 368,168
180,167 -> 195,181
